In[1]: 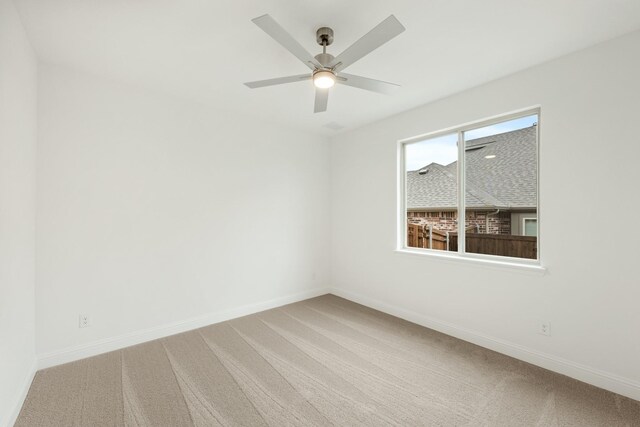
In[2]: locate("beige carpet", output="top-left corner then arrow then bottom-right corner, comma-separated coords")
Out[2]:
16,295 -> 640,426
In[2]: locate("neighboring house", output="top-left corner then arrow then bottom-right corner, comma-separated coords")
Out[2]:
407,125 -> 537,236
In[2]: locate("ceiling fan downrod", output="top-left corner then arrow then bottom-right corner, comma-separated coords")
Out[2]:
315,27 -> 335,67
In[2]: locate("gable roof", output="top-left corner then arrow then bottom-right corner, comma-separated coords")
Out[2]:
407,125 -> 537,210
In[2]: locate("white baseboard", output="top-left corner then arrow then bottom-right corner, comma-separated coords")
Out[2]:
38,287 -> 329,370
329,287 -> 640,402
4,358 -> 37,427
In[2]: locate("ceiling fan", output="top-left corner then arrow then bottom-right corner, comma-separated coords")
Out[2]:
244,14 -> 405,113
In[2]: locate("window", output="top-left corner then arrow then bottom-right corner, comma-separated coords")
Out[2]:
400,109 -> 539,263
523,218 -> 537,237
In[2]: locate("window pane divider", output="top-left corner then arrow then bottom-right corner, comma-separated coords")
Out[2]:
457,130 -> 465,255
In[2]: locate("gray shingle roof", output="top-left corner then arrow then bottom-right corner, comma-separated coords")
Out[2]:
407,126 -> 537,210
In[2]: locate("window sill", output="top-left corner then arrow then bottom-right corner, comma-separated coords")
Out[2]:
394,248 -> 547,275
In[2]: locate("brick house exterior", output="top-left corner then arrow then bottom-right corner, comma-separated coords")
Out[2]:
407,210 -> 511,234
407,125 -> 537,236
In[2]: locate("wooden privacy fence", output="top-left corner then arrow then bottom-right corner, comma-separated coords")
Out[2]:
407,223 -> 537,259
407,223 -> 448,250
449,233 -> 537,259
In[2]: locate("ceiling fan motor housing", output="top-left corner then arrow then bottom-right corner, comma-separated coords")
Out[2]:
316,27 -> 334,46
314,52 -> 335,68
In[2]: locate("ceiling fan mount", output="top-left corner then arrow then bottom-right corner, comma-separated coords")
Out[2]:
315,27 -> 334,47
244,14 -> 405,113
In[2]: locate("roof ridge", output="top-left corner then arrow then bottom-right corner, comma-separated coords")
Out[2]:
427,163 -> 458,186
415,161 -> 447,171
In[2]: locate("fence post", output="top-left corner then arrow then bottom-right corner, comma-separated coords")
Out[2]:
428,225 -> 433,249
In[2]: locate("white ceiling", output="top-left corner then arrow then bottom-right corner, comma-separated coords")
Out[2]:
14,0 -> 640,136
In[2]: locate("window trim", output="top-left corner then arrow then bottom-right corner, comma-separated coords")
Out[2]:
397,106 -> 542,268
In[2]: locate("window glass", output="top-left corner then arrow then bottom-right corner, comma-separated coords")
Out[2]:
524,218 -> 538,237
405,133 -> 457,251
463,114 -> 538,259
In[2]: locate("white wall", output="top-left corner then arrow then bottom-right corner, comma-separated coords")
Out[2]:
330,30 -> 640,399
0,0 -> 38,424
36,64 -> 330,358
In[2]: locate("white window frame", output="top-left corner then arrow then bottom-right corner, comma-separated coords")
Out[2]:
396,107 -> 544,272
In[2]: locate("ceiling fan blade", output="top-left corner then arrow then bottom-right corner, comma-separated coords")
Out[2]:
314,88 -> 329,113
244,74 -> 311,88
329,15 -> 405,73
252,14 -> 322,70
336,73 -> 400,94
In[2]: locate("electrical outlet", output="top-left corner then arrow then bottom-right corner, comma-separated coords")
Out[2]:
79,314 -> 91,328
538,320 -> 551,336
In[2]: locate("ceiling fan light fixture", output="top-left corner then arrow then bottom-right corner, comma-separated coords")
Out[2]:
313,70 -> 336,89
